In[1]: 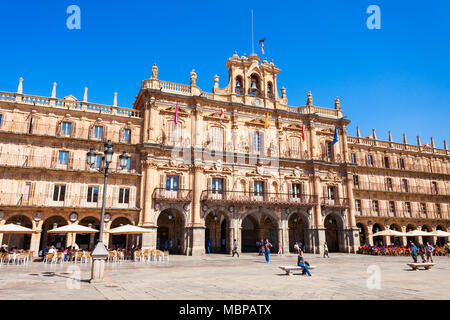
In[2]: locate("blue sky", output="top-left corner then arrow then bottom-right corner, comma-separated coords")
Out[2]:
0,1 -> 449,147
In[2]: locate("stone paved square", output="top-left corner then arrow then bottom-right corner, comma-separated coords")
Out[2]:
0,253 -> 449,300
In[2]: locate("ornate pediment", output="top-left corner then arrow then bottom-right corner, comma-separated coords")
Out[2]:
320,171 -> 342,182
203,112 -> 230,123
245,118 -> 266,128
160,105 -> 189,117
317,127 -> 334,135
283,124 -> 303,132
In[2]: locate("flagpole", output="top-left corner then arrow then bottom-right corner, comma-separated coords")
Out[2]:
251,10 -> 254,55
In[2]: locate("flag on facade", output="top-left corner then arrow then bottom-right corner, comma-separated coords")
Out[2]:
301,123 -> 305,142
220,108 -> 224,122
333,127 -> 339,145
174,104 -> 179,125
264,110 -> 269,129
259,38 -> 265,55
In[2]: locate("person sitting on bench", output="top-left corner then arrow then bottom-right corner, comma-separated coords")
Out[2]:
297,249 -> 311,276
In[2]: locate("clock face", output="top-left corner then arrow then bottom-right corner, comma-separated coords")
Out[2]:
253,99 -> 261,106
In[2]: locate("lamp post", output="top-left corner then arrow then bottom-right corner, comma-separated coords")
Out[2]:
87,140 -> 129,283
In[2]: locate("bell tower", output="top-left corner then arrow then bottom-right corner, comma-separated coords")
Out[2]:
213,52 -> 287,109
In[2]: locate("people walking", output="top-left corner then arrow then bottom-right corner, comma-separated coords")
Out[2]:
297,249 -> 311,276
418,242 -> 426,263
425,242 -> 434,262
264,239 -> 272,263
259,239 -> 265,256
323,242 -> 329,258
232,239 -> 239,257
277,242 -> 283,255
207,239 -> 211,254
410,241 -> 418,263
299,241 -> 304,252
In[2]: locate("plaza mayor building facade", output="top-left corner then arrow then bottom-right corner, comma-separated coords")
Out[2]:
0,52 -> 449,257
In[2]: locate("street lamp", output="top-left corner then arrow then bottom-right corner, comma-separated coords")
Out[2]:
87,140 -> 129,283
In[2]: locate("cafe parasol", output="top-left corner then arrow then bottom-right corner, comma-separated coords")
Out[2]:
0,223 -> 34,250
108,224 -> 151,253
48,224 -> 99,247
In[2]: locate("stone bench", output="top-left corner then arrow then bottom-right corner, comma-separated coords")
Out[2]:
279,265 -> 316,276
406,263 -> 436,271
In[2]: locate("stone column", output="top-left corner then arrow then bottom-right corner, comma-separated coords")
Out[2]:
142,162 -> 156,226
30,229 -> 42,258
143,102 -> 150,142
148,101 -> 157,143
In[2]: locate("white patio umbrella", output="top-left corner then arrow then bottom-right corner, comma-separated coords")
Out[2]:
48,224 -> 98,247
0,224 -> 34,250
405,230 -> 435,237
108,224 -> 151,252
372,229 -> 407,237
430,230 -> 450,237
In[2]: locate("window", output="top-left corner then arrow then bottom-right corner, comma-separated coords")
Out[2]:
420,203 -> 427,215
432,182 -> 438,194
0,114 -> 3,128
93,126 -> 103,139
292,184 -> 302,198
327,186 -> 336,199
355,199 -> 361,212
253,131 -> 262,153
386,178 -> 393,191
372,200 -> 379,213
254,181 -> 264,196
350,153 -> 357,164
53,185 -> 66,202
87,186 -> 99,203
28,118 -> 34,134
211,127 -> 224,152
61,122 -> 72,136
118,188 -> 130,204
353,175 -> 359,187
212,178 -> 223,194
166,176 -> 179,191
389,201 -> 395,214
325,141 -> 333,159
23,183 -> 31,201
58,151 -> 69,165
290,137 -> 300,157
384,157 -> 390,168
126,157 -> 131,170
436,204 -> 441,217
94,154 -> 102,168
167,121 -> 181,146
399,158 -> 405,169
402,179 -> 408,192
367,155 -> 374,166
405,202 -> 411,215
123,129 -> 131,143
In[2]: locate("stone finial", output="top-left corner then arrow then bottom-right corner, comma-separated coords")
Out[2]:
388,130 -> 393,142
306,91 -> 313,106
444,139 -> 448,150
417,135 -> 421,146
403,133 -> 407,144
270,59 -> 274,65
151,63 -> 159,79
232,51 -> 239,59
280,87 -> 287,99
431,137 -> 435,148
334,96 -> 341,110
356,126 -> 361,138
190,69 -> 197,86
372,129 -> 377,140
113,92 -> 118,107
213,75 -> 219,88
83,87 -> 88,102
51,82 -> 57,98
17,77 -> 23,94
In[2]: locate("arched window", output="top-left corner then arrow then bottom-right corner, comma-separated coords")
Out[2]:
267,81 -> 274,99
249,74 -> 261,97
289,136 -> 301,158
235,76 -> 243,95
166,120 -> 182,146
210,127 -> 224,152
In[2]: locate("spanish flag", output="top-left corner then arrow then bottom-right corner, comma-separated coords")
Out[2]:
264,110 -> 269,129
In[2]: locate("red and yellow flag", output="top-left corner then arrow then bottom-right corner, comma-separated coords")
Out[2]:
264,110 -> 269,129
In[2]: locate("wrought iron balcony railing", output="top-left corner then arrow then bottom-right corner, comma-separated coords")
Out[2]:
356,208 -> 442,220
201,190 -> 318,206
152,188 -> 192,202
353,182 -> 450,196
0,192 -> 138,209
320,197 -> 350,208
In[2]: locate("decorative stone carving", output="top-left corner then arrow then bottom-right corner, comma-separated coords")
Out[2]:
306,91 -> 313,106
256,166 -> 265,175
294,167 -> 301,177
214,159 -> 222,171
104,212 -> 111,222
69,212 -> 78,222
151,63 -> 159,79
